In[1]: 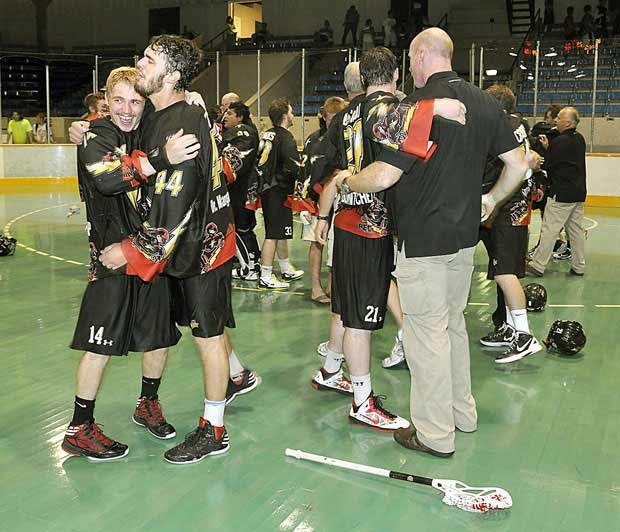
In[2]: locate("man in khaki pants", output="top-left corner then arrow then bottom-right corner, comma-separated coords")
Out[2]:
333,28 -> 529,456
527,107 -> 587,277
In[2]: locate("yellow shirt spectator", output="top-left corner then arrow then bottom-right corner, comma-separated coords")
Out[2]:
8,113 -> 33,144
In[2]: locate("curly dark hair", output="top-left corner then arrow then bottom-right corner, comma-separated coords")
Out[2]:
149,35 -> 203,91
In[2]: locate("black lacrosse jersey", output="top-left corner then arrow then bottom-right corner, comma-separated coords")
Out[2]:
77,117 -> 146,282
484,114 -> 533,227
254,126 -> 301,194
221,122 -> 259,209
123,100 -> 236,281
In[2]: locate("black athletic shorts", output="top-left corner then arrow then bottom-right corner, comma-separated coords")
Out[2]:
173,261 -> 235,338
261,186 -> 293,240
332,228 -> 393,331
487,224 -> 528,279
70,275 -> 181,356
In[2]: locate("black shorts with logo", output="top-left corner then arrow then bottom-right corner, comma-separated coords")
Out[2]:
70,275 -> 181,356
332,228 -> 393,331
261,186 -> 293,240
487,224 -> 528,279
173,261 -> 236,338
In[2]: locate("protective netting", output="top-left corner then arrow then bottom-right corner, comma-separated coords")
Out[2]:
433,480 -> 513,513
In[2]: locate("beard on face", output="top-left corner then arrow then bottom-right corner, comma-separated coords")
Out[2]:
136,71 -> 166,98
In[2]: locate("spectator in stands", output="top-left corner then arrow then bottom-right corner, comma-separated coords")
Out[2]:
252,22 -> 271,48
543,1 -> 555,33
564,6 -> 578,40
316,20 -> 334,47
580,5 -> 595,42
361,19 -> 375,51
7,111 -> 33,144
83,92 -> 107,121
595,4 -> 609,38
341,5 -> 360,46
225,16 -> 237,49
32,113 -> 54,144
383,10 -> 398,47
527,107 -> 587,277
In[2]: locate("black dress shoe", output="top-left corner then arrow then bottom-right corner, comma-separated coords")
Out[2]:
569,268 -> 584,277
394,427 -> 454,458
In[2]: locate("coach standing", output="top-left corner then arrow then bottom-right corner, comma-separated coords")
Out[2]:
334,28 -> 528,457
527,107 -> 587,277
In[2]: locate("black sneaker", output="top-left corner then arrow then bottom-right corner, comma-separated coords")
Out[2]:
164,418 -> 230,464
225,369 -> 261,405
495,332 -> 543,364
553,249 -> 572,261
132,397 -> 176,439
480,323 -> 515,347
62,422 -> 129,462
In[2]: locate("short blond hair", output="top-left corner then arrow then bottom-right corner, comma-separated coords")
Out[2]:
105,67 -> 140,93
322,96 -> 347,115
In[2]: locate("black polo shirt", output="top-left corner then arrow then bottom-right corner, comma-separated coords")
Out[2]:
542,128 -> 587,203
378,71 -> 519,258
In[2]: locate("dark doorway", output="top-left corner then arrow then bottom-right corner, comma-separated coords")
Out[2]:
149,7 -> 180,37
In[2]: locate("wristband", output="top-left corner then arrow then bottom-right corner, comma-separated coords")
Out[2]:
147,146 -> 170,172
317,214 -> 330,221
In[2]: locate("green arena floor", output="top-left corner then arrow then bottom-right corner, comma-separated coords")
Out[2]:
1,185 -> 619,532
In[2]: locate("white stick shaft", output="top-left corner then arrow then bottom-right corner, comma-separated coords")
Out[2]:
285,448 -> 390,479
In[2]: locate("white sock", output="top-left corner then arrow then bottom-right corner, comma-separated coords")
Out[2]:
511,309 -> 530,333
203,399 -> 225,427
278,258 -> 291,273
323,347 -> 344,373
229,349 -> 245,377
505,307 -> 515,328
351,373 -> 372,406
260,264 -> 272,280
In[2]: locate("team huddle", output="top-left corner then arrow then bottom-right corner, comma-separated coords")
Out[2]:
62,28 -> 583,464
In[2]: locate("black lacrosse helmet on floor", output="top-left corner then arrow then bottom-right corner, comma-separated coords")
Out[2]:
524,283 -> 547,311
0,235 -> 17,256
544,320 -> 586,355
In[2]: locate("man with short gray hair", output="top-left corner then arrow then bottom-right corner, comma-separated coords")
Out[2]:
527,106 -> 587,276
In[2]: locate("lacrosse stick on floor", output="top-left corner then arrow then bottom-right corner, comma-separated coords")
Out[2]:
285,448 -> 512,514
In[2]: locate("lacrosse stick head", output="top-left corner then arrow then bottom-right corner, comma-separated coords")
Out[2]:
432,479 -> 512,513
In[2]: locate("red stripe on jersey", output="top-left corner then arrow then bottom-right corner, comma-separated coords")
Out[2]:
402,99 -> 434,159
210,223 -> 237,270
334,208 -> 387,238
284,196 -> 318,214
122,239 -> 167,282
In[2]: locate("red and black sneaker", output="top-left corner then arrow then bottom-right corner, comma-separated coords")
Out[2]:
61,422 -> 129,462
225,369 -> 261,405
132,397 -> 176,439
164,418 -> 230,464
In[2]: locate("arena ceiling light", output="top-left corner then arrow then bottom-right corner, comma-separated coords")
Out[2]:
519,62 -> 527,70
509,47 -> 518,56
545,47 -> 558,57
557,59 -> 566,66
575,71 -> 586,78
485,69 -> 498,76
567,65 -> 577,73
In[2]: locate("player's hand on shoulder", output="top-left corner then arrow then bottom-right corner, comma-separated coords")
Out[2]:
164,128 -> 200,164
69,120 -> 90,144
434,98 -> 467,125
185,91 -> 206,111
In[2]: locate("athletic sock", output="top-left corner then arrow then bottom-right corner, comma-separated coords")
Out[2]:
396,329 -> 403,342
260,264 -> 273,280
140,376 -> 161,399
351,373 -> 372,406
278,258 -> 291,273
505,307 -> 515,328
323,347 -> 344,374
229,349 -> 245,378
203,399 -> 225,428
70,396 -> 95,426
511,309 -> 530,333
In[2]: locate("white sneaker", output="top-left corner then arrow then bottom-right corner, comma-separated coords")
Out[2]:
311,368 -> 353,395
316,341 -> 328,358
382,339 -> 406,369
349,393 -> 410,432
281,266 -> 304,281
258,274 -> 289,290
232,267 -> 259,281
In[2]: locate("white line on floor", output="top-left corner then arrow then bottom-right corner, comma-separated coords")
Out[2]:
547,304 -> 585,308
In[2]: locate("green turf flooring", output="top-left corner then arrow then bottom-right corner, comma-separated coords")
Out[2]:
1,187 -> 619,532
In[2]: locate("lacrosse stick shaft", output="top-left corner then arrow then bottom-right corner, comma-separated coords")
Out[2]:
285,448 -> 432,486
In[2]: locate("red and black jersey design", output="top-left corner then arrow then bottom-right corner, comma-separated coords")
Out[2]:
486,114 -> 533,227
77,117 -> 147,281
253,126 -> 301,194
220,123 -> 259,213
285,128 -> 326,214
123,101 -> 235,281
